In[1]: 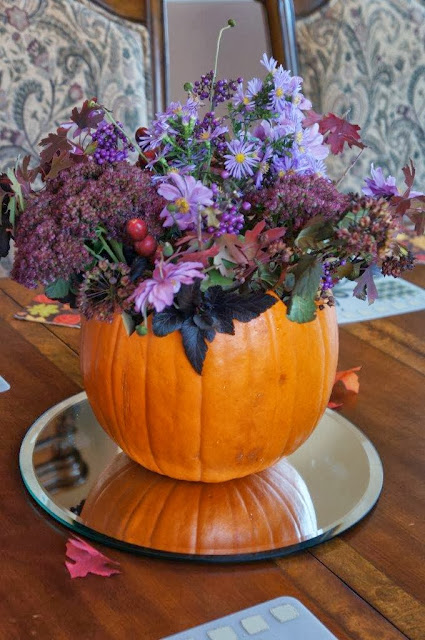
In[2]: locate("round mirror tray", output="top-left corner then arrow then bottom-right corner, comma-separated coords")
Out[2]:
20,392 -> 383,563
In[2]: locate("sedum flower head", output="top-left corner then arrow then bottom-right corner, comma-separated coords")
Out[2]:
12,162 -> 163,288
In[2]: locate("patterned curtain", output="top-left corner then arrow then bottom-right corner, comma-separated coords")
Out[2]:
0,0 -> 152,171
297,0 -> 425,192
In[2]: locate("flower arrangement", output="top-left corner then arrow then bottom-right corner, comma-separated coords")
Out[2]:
1,22 -> 424,373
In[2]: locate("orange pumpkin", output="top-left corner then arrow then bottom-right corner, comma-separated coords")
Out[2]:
81,453 -> 318,555
80,299 -> 338,482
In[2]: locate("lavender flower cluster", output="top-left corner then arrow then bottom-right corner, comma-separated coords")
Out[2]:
2,50 -> 423,340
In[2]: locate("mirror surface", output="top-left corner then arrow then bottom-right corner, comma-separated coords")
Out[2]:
20,393 -> 383,562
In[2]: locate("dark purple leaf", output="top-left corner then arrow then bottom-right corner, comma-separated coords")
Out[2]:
353,265 -> 378,304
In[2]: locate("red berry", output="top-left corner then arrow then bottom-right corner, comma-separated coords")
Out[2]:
134,235 -> 157,257
127,218 -> 148,241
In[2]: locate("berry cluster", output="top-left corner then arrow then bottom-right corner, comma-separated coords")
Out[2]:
196,112 -> 227,153
212,77 -> 242,107
192,71 -> 242,107
211,207 -> 245,237
92,120 -> 135,165
321,259 -> 346,292
126,218 -> 157,257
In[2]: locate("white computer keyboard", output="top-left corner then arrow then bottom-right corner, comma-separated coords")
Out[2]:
163,596 -> 337,639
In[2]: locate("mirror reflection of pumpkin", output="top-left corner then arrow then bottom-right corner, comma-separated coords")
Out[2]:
81,452 -> 318,556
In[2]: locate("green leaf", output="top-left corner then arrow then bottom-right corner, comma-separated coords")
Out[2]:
201,269 -> 234,291
204,207 -> 220,229
284,272 -> 296,291
287,257 -> 322,323
45,278 -> 70,300
256,262 -> 280,287
6,168 -> 24,212
121,312 -> 136,336
295,220 -> 333,250
109,238 -> 126,263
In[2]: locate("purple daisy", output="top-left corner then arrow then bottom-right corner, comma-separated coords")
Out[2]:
130,261 -> 205,315
224,139 -> 259,180
246,78 -> 263,99
260,53 -> 278,75
254,146 -> 273,188
269,70 -> 292,113
157,173 -> 214,230
300,124 -> 329,161
362,164 -> 399,198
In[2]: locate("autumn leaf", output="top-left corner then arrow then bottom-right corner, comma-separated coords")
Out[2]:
70,99 -> 104,135
334,367 -> 361,393
402,159 -> 416,191
39,127 -> 74,165
328,366 -> 361,409
302,110 -> 323,128
307,112 -> 365,155
65,537 -> 121,579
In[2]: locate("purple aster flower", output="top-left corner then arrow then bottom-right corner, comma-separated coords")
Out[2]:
198,124 -> 228,141
224,139 -> 260,180
254,146 -> 273,188
232,83 -> 254,109
260,53 -> 278,75
300,155 -> 328,178
362,164 -> 399,198
272,154 -> 301,177
130,261 -> 205,315
138,115 -> 176,151
269,71 -> 292,113
246,78 -> 263,99
165,98 -> 200,123
157,173 -> 214,230
300,124 -> 329,160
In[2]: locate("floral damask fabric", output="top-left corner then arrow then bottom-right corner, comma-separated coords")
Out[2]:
297,0 -> 425,192
0,0 -> 152,171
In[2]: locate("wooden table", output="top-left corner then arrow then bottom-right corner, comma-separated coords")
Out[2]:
1,271 -> 424,640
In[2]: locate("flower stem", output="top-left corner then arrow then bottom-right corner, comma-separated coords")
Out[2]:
211,20 -> 236,110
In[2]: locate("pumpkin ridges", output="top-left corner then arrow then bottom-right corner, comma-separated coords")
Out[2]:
143,330 -> 163,475
126,329 -> 160,473
121,474 -> 165,542
110,320 -> 126,457
146,328 -> 203,480
81,454 -> 318,554
238,481 -> 275,547
82,319 -> 115,443
282,309 -> 299,458
81,300 -> 338,482
258,469 -> 304,539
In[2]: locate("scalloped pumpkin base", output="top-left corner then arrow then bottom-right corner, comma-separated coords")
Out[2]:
81,453 -> 318,556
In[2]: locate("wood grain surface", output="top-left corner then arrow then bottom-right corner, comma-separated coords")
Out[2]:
0,269 -> 424,639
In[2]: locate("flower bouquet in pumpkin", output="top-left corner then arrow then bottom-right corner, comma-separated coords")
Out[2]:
1,23 -> 424,482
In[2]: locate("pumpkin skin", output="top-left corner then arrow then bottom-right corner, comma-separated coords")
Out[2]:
81,453 -> 318,555
80,299 -> 338,482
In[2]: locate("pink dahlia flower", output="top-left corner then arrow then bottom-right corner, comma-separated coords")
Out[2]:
130,261 -> 205,314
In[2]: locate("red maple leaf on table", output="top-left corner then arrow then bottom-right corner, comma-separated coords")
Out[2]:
328,367 -> 361,409
304,110 -> 365,155
65,537 -> 121,579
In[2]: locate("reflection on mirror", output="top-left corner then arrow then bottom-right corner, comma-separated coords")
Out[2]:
20,393 -> 383,561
